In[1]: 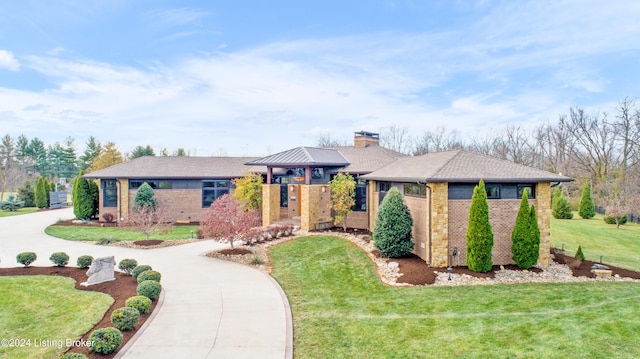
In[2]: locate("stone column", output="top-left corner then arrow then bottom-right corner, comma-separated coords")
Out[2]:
118,178 -> 129,221
262,184 -> 281,227
429,182 -> 449,267
536,182 -> 551,266
300,185 -> 321,231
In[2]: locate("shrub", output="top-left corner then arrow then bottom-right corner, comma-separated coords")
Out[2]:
59,353 -> 89,359
373,187 -> 414,258
88,327 -> 123,354
77,255 -> 94,269
102,213 -> 115,223
552,188 -> 573,219
98,237 -> 120,245
199,194 -> 260,248
578,182 -> 596,219
511,190 -> 539,269
137,280 -> 162,300
118,258 -> 138,275
16,252 -> 37,267
137,270 -> 161,283
125,295 -> 152,314
111,306 -> 140,331
132,264 -> 153,278
604,215 -> 627,225
466,180 -> 494,272
575,245 -> 586,261
49,252 -> 70,267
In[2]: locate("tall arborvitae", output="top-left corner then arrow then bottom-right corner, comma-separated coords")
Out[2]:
512,189 -> 533,268
466,179 -> 494,272
35,176 -> 48,208
527,204 -> 540,267
578,182 -> 596,219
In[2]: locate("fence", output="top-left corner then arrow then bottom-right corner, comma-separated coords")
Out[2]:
49,191 -> 69,209
595,206 -> 640,224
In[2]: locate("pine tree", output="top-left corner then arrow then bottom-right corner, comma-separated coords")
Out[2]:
133,183 -> 157,210
552,188 -> 573,219
35,176 -> 47,208
578,182 -> 596,219
373,187 -> 414,258
17,180 -> 35,207
575,245 -> 586,261
466,179 -> 494,272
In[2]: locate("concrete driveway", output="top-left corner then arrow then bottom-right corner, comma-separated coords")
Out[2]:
0,208 -> 292,359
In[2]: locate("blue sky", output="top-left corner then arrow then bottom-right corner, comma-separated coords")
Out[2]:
1,0 -> 640,156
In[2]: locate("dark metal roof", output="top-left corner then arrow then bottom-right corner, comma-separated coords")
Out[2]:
246,147 -> 349,167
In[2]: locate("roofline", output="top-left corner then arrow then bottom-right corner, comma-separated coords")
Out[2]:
360,176 -> 574,183
244,161 -> 349,167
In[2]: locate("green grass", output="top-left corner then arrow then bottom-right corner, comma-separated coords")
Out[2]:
45,224 -> 199,241
0,276 -> 113,359
551,212 -> 640,271
271,236 -> 640,359
0,207 -> 40,218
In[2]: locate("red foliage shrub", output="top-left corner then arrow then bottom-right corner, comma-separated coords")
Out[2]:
200,194 -> 260,248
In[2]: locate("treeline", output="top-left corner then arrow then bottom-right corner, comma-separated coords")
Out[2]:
323,98 -> 640,220
0,134 -> 189,198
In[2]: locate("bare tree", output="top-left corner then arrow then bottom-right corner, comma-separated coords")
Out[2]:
413,126 -> 463,155
380,125 -> 411,154
316,134 -> 348,147
123,202 -> 174,241
594,173 -> 640,229
613,97 -> 640,173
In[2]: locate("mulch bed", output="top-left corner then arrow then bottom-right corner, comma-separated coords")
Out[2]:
218,248 -> 253,255
0,266 -> 157,358
390,250 -> 640,285
133,240 -> 164,246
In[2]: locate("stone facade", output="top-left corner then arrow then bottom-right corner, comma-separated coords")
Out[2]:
300,185 -> 321,231
262,184 -> 281,227
430,182 -> 449,267
536,182 -> 551,266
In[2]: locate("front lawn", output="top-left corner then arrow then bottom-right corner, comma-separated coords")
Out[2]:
0,276 -> 113,359
551,213 -> 640,271
271,236 -> 640,359
0,207 -> 40,218
45,224 -> 199,242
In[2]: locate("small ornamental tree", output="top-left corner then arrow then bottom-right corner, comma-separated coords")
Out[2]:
124,183 -> 173,240
200,194 -> 260,248
373,187 -> 414,258
578,182 -> 596,219
328,172 -> 356,231
552,187 -> 573,219
35,176 -> 47,208
232,172 -> 263,212
466,179 -> 494,273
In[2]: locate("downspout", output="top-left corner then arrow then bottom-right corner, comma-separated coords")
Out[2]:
418,181 -> 433,267
116,179 -> 121,225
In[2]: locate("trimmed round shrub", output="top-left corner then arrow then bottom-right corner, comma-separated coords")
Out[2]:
125,295 -> 152,314
77,255 -> 94,269
118,258 -> 138,275
59,353 -> 89,359
16,252 -> 37,267
49,252 -> 70,267
137,270 -> 161,283
137,280 -> 162,300
88,327 -> 123,354
111,306 -> 140,331
132,264 -> 153,278
604,215 -> 627,225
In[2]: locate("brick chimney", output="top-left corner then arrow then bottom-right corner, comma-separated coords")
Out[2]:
354,131 -> 380,148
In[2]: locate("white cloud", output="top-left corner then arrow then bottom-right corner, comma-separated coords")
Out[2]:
0,50 -> 20,71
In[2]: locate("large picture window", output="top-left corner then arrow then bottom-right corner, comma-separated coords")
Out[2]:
448,183 -> 536,200
102,180 -> 117,208
202,180 -> 230,208
352,179 -> 367,212
129,180 -> 172,189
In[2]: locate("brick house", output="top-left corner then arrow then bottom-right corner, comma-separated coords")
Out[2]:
85,131 -> 572,267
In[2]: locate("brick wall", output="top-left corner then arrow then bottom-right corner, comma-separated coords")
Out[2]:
405,196 -> 428,261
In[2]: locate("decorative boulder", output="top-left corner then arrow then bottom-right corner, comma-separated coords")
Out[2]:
81,256 -> 116,287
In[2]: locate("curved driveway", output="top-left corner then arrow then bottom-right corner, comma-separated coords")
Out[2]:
0,208 -> 292,359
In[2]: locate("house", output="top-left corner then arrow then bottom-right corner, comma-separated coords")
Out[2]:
85,131 -> 572,267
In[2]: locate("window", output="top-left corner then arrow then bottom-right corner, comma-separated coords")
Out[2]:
102,180 -> 117,208
129,180 -> 172,189
280,185 -> 288,207
404,183 -> 426,197
485,184 -> 500,199
202,180 -> 230,208
352,179 -> 367,212
517,184 -> 535,199
378,182 -> 391,192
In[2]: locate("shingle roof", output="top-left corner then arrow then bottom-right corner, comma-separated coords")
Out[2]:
246,147 -> 349,167
361,150 -> 573,183
83,156 -> 265,179
328,146 -> 407,174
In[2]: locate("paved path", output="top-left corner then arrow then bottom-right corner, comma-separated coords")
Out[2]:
0,208 -> 292,359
